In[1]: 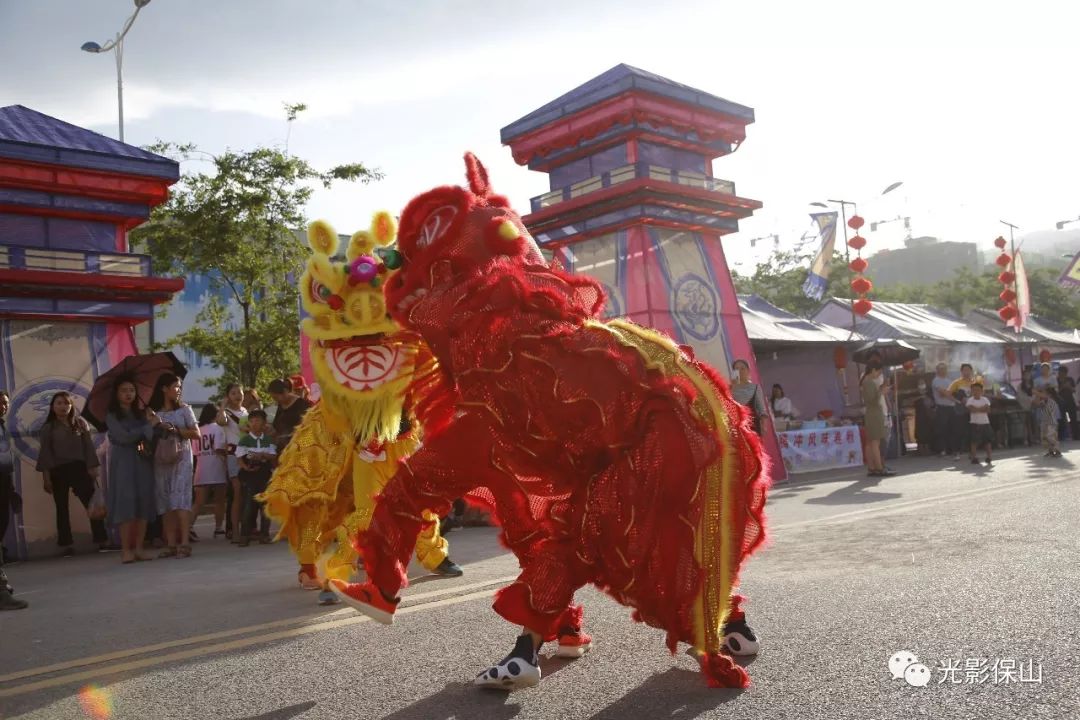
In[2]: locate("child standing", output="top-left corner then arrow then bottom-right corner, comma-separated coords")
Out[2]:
192,404 -> 229,536
965,382 -> 994,467
235,410 -> 277,546
1033,387 -> 1062,458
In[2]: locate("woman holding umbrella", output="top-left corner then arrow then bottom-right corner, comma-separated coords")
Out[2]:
105,375 -> 159,563
860,363 -> 894,477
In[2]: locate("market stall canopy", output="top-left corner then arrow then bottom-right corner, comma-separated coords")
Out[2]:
965,308 -> 1080,348
812,299 -> 1005,344
738,294 -> 862,348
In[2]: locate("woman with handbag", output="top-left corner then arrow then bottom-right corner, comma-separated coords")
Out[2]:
148,373 -> 199,558
36,391 -> 109,556
730,359 -> 769,435
105,376 -> 159,563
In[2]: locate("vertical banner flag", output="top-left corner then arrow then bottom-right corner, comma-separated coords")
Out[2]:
802,212 -> 839,300
1058,251 -> 1080,292
1009,250 -> 1031,332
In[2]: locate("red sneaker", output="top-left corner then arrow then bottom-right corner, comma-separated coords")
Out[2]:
328,579 -> 398,625
555,629 -> 593,658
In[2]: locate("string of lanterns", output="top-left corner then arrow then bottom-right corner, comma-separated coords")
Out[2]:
847,214 -> 872,315
994,235 -> 1018,323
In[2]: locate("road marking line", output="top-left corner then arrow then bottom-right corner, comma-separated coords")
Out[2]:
0,586 -> 503,699
0,574 -> 517,685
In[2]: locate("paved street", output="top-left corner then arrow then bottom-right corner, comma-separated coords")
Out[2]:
2,447 -> 1078,720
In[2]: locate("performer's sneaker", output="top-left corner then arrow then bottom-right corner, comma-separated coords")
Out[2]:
555,629 -> 593,658
432,558 -> 464,577
328,579 -> 398,625
298,568 -> 321,591
317,589 -> 340,606
474,634 -> 541,690
722,618 -> 760,656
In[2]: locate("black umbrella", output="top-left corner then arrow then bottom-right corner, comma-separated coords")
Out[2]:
81,352 -> 188,431
852,339 -> 921,367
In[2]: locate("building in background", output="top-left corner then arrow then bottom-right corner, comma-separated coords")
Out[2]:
0,105 -> 181,558
501,64 -> 784,478
868,237 -> 979,287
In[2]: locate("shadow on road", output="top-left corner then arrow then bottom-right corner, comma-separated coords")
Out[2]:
378,681 -> 521,720
235,701 -> 317,720
587,667 -> 742,720
803,477 -> 901,506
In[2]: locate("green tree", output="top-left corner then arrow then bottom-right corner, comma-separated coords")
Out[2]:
131,112 -> 381,394
733,250 -> 856,317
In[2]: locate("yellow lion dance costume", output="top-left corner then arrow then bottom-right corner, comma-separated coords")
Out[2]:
261,212 -> 461,599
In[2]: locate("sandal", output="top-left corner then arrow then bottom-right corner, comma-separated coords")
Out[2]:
158,547 -> 178,559
135,554 -> 154,562
177,545 -> 193,558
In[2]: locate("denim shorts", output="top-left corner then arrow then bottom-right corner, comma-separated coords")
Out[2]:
226,455 -> 240,479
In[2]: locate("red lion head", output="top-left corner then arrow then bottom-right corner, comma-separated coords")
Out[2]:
384,153 -> 549,329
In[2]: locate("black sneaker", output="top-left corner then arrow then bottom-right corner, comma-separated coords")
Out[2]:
474,634 -> 541,690
61,546 -> 75,558
722,618 -> 760,656
984,460 -> 993,468
970,458 -> 981,465
433,558 -> 464,577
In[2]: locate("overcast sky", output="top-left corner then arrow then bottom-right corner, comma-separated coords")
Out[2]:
2,0 -> 1078,269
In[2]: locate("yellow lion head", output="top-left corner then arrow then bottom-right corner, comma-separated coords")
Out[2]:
301,212 -> 417,441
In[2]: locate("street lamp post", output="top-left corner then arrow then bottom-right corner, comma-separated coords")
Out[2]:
1055,216 -> 1080,230
80,0 -> 152,144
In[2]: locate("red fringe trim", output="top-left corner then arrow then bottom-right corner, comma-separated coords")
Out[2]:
701,652 -> 750,689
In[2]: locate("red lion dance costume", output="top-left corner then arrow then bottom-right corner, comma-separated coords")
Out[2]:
331,154 -> 769,690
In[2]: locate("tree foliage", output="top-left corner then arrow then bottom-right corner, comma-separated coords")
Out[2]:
131,115 -> 382,395
734,252 -> 1080,329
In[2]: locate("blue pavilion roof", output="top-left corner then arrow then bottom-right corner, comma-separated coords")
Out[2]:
0,105 -> 178,180
501,64 -> 755,143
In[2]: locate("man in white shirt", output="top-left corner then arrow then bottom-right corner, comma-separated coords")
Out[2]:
931,363 -> 956,458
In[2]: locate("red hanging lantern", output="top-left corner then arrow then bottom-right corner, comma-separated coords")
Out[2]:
850,277 -> 873,295
849,257 -> 868,273
847,235 -> 867,251
848,215 -> 865,230
833,345 -> 848,370
999,288 -> 1017,303
1004,347 -> 1017,367
995,253 -> 1011,267
994,236 -> 1007,249
853,298 -> 873,316
998,271 -> 1016,285
998,305 -> 1018,322
1039,349 -> 1052,363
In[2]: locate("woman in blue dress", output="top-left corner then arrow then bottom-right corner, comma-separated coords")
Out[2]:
148,373 -> 199,558
105,375 -> 159,563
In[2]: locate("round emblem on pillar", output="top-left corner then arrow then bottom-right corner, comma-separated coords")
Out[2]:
673,273 -> 719,341
9,379 -> 101,463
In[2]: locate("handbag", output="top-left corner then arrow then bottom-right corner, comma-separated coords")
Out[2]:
154,426 -> 183,466
87,484 -> 107,520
